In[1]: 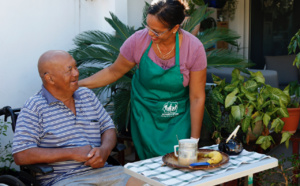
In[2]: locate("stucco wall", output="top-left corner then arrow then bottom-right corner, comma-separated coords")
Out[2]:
0,0 -> 150,169
0,0 -> 150,109
228,0 -> 250,58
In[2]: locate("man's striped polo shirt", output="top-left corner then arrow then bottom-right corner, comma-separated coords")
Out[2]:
12,86 -> 115,186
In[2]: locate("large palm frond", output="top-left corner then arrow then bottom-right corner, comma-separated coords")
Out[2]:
199,28 -> 240,49
206,49 -> 254,68
182,5 -> 211,32
105,12 -> 136,41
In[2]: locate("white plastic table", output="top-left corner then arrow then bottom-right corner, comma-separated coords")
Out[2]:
124,145 -> 278,186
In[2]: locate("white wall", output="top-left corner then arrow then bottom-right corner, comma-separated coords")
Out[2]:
228,0 -> 250,58
128,0 -> 152,28
0,0 -> 150,170
0,0 -> 149,109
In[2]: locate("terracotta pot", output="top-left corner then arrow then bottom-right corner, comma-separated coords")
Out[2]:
247,120 -> 263,141
282,107 -> 300,134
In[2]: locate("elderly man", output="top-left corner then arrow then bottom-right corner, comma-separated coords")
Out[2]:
12,50 -> 143,186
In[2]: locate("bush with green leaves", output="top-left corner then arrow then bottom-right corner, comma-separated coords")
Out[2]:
207,68 -> 293,150
288,29 -> 300,69
0,119 -> 16,174
256,154 -> 300,185
284,80 -> 300,108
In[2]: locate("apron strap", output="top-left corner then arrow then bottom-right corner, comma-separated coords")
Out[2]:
175,31 -> 179,66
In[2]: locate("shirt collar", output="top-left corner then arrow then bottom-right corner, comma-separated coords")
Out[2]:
41,85 -> 81,104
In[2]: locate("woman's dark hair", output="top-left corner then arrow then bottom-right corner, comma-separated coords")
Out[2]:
148,0 -> 187,29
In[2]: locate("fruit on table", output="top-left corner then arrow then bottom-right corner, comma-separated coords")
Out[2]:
204,151 -> 223,164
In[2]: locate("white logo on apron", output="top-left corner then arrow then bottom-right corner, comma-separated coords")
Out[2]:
161,101 -> 179,117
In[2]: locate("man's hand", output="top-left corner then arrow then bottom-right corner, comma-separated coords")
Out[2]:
71,145 -> 93,162
84,146 -> 111,168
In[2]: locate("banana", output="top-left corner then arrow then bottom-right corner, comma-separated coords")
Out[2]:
204,151 -> 223,164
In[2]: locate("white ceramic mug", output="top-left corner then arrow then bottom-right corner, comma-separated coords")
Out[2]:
174,139 -> 198,166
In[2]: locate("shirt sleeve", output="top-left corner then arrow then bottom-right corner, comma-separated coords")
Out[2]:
120,29 -> 150,64
120,32 -> 137,63
12,107 -> 41,154
190,43 -> 207,71
88,90 -> 115,135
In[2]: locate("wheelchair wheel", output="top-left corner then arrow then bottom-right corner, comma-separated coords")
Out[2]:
0,175 -> 25,186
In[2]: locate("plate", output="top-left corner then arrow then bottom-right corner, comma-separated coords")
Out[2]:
162,149 -> 229,170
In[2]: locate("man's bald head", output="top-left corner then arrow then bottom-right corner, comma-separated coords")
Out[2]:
38,50 -> 71,79
37,50 -> 79,98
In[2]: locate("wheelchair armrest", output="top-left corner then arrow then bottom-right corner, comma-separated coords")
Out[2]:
112,143 -> 126,152
23,164 -> 54,174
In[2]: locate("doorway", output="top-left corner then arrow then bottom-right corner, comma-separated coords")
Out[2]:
250,0 -> 300,69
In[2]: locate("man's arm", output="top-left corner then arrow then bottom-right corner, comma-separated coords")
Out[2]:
13,145 -> 93,165
84,128 -> 117,168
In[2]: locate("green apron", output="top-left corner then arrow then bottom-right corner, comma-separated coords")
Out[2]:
131,32 -> 190,159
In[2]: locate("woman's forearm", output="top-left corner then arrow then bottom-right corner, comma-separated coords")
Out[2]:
190,97 -> 205,138
79,68 -> 117,89
189,68 -> 207,139
78,54 -> 136,89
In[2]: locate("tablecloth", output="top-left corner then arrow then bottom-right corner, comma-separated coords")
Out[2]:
124,145 -> 273,186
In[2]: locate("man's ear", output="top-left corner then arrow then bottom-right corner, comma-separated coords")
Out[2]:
44,74 -> 54,84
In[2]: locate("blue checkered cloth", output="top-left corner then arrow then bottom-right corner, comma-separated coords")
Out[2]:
125,145 -> 273,186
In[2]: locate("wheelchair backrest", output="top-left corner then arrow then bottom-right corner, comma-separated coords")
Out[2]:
0,106 -> 20,132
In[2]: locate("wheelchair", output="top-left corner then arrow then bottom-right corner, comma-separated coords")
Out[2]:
0,106 -> 125,186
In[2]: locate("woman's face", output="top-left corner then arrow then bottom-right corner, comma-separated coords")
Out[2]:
146,14 -> 175,43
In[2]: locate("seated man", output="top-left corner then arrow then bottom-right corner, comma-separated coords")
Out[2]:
12,50 -> 143,186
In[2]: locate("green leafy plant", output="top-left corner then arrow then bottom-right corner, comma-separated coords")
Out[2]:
207,68 -> 292,150
0,119 -> 16,175
284,80 -> 300,108
220,0 -> 238,20
288,29 -> 300,69
69,3 -> 250,134
261,0 -> 294,19
256,154 -> 300,185
185,0 -> 205,16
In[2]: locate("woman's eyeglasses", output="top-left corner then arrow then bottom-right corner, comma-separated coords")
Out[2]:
143,24 -> 169,37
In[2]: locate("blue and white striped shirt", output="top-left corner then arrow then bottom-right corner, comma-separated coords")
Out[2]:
12,86 -> 115,186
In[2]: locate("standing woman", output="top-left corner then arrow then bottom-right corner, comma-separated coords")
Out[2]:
79,0 -> 207,159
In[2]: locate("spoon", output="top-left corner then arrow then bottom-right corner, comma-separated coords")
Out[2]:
189,162 -> 210,167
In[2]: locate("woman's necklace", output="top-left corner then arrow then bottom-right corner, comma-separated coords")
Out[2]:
156,43 -> 175,60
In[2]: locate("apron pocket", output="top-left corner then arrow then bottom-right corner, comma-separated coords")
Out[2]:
154,98 -> 189,123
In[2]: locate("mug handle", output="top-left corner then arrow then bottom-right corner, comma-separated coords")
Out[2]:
174,145 -> 179,157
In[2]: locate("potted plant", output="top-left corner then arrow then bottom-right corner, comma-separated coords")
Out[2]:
281,81 -> 300,134
207,68 -> 292,150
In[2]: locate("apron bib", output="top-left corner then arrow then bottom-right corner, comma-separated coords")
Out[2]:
131,32 -> 190,159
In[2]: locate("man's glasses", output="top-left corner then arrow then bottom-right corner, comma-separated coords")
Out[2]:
143,23 -> 169,37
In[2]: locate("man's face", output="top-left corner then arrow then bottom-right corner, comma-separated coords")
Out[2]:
51,54 -> 79,93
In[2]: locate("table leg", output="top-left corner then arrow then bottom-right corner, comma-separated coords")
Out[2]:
247,174 -> 253,186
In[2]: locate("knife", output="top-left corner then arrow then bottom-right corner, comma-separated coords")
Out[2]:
189,162 -> 210,166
